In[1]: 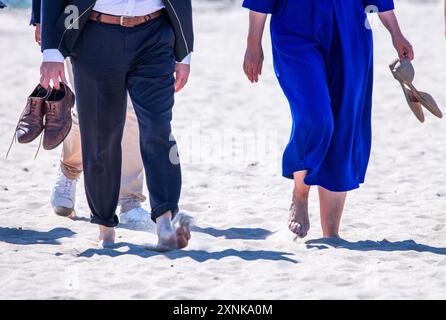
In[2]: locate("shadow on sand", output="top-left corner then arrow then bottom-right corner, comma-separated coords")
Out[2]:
114,224 -> 276,241
0,227 -> 76,245
71,216 -> 90,223
306,237 -> 446,255
191,226 -> 276,240
78,243 -> 298,263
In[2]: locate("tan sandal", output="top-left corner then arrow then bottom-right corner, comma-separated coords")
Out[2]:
390,58 -> 443,121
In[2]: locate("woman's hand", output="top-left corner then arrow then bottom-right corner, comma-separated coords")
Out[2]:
244,43 -> 264,83
391,32 -> 414,61
243,11 -> 267,83
378,11 -> 414,61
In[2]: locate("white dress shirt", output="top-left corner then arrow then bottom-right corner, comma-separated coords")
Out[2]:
43,0 -> 191,64
94,0 -> 164,16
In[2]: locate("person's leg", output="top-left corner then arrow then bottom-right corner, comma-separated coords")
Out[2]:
276,47 -> 334,239
60,59 -> 83,180
59,110 -> 83,180
59,55 -> 148,222
289,171 -> 311,238
50,59 -> 82,218
126,16 -> 189,248
119,101 -> 146,213
118,101 -> 153,230
71,21 -> 128,246
318,187 -> 347,238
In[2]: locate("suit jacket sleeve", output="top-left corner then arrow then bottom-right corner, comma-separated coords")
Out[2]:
41,0 -> 66,51
30,0 -> 41,25
363,0 -> 395,12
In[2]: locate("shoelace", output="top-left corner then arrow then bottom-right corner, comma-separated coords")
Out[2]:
45,104 -> 58,123
6,105 -> 29,159
6,124 -> 44,160
6,101 -> 45,160
44,105 -> 60,133
6,84 -> 54,159
6,102 -> 48,160
54,175 -> 76,200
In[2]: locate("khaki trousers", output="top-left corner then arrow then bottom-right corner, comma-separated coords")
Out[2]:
62,59 -> 146,212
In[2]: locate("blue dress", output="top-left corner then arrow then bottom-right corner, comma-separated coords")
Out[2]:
243,0 -> 395,192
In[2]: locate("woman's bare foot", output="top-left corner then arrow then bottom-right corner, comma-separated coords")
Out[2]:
289,171 -> 311,239
156,212 -> 192,250
289,196 -> 310,238
98,225 -> 115,248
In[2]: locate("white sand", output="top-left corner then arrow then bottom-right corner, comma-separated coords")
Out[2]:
1,0 -> 446,299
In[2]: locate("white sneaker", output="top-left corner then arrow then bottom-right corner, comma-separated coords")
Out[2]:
119,207 -> 154,232
51,167 -> 77,218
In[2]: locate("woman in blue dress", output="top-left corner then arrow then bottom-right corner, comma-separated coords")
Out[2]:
243,0 -> 414,238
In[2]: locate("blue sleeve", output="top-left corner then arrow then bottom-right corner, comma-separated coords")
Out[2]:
363,0 -> 395,12
41,0 -> 66,50
242,0 -> 276,14
30,0 -> 41,25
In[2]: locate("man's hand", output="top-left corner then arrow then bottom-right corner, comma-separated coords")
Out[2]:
35,23 -> 41,46
392,32 -> 414,61
40,62 -> 66,90
174,63 -> 190,93
243,42 -> 264,83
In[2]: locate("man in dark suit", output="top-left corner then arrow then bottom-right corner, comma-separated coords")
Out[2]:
39,0 -> 194,249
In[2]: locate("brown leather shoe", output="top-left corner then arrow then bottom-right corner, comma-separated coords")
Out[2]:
16,85 -> 50,144
43,83 -> 75,150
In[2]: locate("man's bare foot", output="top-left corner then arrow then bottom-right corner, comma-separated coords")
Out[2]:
288,196 -> 310,239
98,225 -> 115,248
156,212 -> 192,250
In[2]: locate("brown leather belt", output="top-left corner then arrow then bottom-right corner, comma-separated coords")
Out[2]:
89,9 -> 164,27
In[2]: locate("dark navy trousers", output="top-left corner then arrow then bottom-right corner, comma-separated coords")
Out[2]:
71,15 -> 181,227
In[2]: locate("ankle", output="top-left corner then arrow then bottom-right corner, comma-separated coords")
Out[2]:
323,231 -> 340,238
156,211 -> 173,232
293,190 -> 309,202
98,225 -> 115,240
156,211 -> 173,224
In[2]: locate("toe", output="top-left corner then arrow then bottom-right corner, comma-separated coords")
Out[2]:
298,224 -> 309,238
184,225 -> 191,240
177,237 -> 188,249
175,227 -> 189,249
288,221 -> 301,236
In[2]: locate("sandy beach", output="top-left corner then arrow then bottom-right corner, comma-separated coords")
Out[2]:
1,0 -> 446,299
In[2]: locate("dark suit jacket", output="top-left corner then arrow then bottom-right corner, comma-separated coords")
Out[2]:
0,1 -> 6,9
32,0 -> 193,62
30,0 -> 40,24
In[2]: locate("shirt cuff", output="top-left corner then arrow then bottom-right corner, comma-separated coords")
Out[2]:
177,53 -> 191,65
42,49 -> 65,63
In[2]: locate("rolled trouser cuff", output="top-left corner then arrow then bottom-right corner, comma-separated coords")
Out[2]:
90,214 -> 119,228
60,163 -> 83,180
151,203 -> 179,223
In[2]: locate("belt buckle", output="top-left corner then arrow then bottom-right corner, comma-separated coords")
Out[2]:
120,15 -> 135,27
